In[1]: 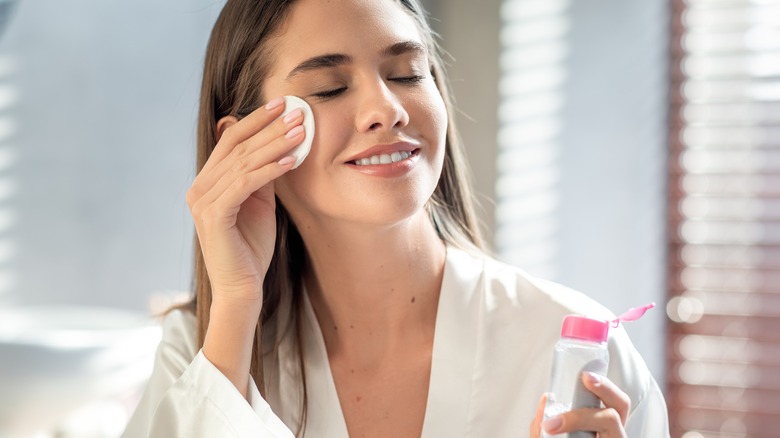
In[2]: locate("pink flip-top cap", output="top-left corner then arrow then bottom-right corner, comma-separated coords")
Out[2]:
561,315 -> 609,343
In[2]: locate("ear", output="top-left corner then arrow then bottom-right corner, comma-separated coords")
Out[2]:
216,115 -> 239,141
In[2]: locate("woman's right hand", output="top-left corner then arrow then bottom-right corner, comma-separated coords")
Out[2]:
187,97 -> 306,396
186,97 -> 305,304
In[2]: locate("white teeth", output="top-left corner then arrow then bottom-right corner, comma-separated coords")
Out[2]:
353,150 -> 413,166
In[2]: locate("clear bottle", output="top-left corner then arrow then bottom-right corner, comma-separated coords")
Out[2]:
542,315 -> 610,438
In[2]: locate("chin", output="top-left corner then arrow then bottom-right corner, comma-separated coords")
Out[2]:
332,191 -> 432,226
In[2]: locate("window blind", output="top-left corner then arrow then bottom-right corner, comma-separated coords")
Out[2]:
667,0 -> 780,436
496,0 -> 569,280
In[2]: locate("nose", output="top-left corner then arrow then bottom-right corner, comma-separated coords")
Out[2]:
354,77 -> 410,133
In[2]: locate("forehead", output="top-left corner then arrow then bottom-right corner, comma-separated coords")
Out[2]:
267,0 -> 424,74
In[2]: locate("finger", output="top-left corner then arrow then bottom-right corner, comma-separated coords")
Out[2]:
203,97 -> 287,173
547,407 -> 625,438
197,106 -> 303,199
194,157 -> 297,231
529,393 -> 547,438
581,372 -> 630,425
211,109 -> 303,184
196,125 -> 305,210
211,156 -> 297,219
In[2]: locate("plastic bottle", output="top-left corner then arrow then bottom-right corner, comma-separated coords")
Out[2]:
541,303 -> 655,438
541,315 -> 609,438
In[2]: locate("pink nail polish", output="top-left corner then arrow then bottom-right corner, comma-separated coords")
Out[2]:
265,97 -> 284,111
283,108 -> 303,124
542,416 -> 563,433
585,371 -> 602,385
278,156 -> 296,166
285,125 -> 304,139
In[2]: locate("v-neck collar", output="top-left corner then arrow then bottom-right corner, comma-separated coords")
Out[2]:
298,246 -> 485,437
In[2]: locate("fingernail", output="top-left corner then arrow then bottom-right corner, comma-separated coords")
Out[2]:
278,156 -> 296,166
265,97 -> 284,111
283,108 -> 303,124
585,371 -> 602,385
542,416 -> 563,433
286,125 -> 304,139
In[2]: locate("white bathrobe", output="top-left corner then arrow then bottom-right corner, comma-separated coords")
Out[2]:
122,247 -> 669,437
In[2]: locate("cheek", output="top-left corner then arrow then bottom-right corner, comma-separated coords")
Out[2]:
284,106 -> 350,176
417,87 -> 448,152
272,110 -> 346,208
310,109 -> 352,155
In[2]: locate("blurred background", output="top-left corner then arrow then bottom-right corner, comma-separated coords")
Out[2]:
0,0 -> 777,437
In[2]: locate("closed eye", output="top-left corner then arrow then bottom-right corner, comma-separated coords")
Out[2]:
312,87 -> 347,99
390,75 -> 425,84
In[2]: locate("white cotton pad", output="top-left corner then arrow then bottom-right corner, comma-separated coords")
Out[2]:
281,95 -> 315,169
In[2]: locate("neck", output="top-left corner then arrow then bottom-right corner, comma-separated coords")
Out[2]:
299,211 -> 447,364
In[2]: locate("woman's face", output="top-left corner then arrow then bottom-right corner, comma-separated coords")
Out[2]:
263,0 -> 447,230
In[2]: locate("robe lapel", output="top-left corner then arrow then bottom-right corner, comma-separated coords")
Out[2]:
300,292 -> 351,437
421,246 -> 484,438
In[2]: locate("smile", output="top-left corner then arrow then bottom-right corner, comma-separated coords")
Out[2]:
352,150 -> 415,166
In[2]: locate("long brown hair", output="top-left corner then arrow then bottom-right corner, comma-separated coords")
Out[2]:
188,0 -> 485,433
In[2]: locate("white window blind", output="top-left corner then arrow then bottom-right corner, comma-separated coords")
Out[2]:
667,0 -> 780,436
496,0 -> 569,280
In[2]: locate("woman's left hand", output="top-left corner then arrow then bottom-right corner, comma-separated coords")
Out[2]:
529,372 -> 631,437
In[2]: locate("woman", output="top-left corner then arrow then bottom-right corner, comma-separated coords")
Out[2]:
123,0 -> 669,436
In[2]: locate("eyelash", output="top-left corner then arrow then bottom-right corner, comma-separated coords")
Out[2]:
312,75 -> 426,99
393,75 -> 426,84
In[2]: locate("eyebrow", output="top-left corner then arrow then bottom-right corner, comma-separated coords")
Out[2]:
285,40 -> 427,81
